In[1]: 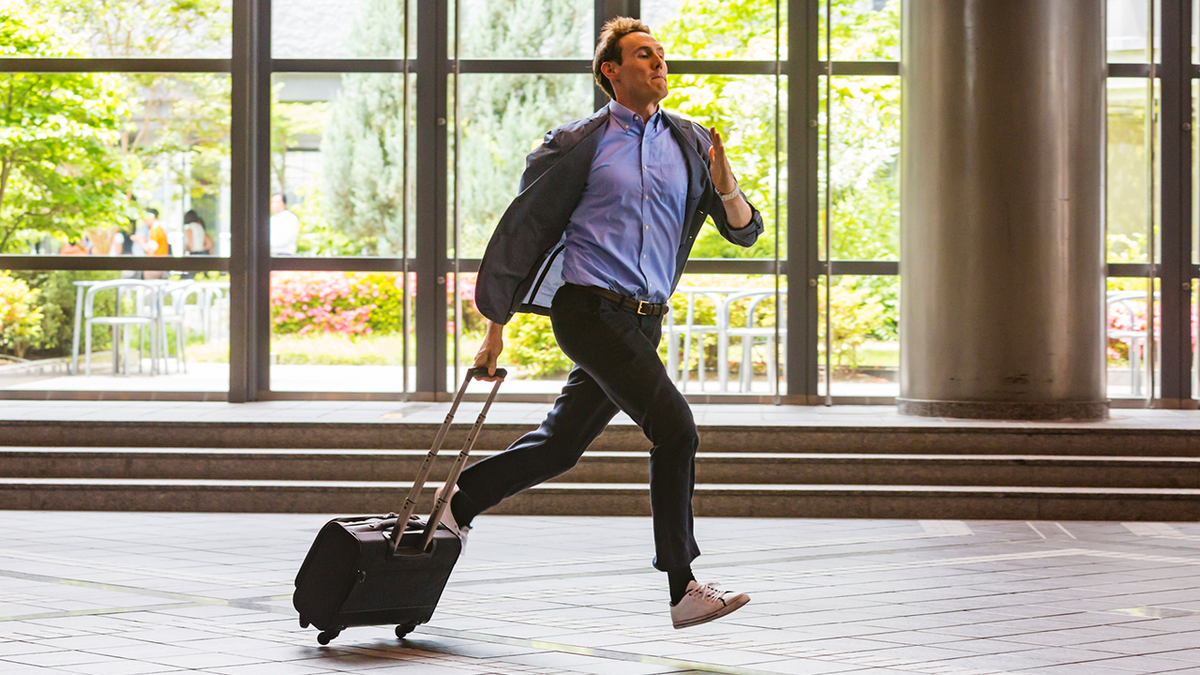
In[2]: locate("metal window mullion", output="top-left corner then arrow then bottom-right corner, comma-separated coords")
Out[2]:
786,0 -> 819,404
414,0 -> 450,397
452,0 -> 462,389
823,0 -> 833,407
1146,2 -> 1159,406
229,0 -> 271,403
1160,0 -> 1193,404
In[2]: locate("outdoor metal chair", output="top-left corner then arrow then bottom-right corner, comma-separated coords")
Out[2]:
80,280 -> 161,376
721,289 -> 787,393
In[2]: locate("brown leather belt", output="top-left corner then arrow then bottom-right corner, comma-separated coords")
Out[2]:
579,286 -> 669,317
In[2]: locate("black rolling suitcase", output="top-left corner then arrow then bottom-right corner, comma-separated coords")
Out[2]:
293,367 -> 505,645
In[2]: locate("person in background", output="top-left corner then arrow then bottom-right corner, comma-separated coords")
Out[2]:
184,210 -> 213,256
269,192 -> 300,256
131,208 -> 167,279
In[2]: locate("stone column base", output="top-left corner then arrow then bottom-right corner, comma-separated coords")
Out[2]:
897,398 -> 1109,422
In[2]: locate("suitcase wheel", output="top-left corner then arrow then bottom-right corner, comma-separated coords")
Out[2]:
299,619 -> 309,629
395,624 -> 417,640
317,629 -> 340,645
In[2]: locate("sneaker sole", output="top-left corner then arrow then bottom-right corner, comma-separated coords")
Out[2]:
672,594 -> 750,629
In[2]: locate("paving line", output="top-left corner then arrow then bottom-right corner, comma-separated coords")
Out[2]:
0,601 -> 200,622
0,548 -> 275,588
0,568 -> 232,609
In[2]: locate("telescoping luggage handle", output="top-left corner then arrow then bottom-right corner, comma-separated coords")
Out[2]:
389,366 -> 506,554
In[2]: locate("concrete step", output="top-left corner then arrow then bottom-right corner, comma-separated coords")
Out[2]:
5,420 -> 1200,456
1,478 -> 1198,521
5,448 -> 1200,488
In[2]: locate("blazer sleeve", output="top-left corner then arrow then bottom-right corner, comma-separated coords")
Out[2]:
693,125 -> 764,248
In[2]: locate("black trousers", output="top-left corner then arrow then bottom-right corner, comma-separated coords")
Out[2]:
455,283 -> 701,572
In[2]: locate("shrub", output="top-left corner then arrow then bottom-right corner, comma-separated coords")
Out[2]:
270,271 -> 409,337
0,273 -> 43,358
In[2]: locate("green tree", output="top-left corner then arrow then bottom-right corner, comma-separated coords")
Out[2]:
0,9 -> 131,252
319,0 -> 409,256
43,0 -> 231,220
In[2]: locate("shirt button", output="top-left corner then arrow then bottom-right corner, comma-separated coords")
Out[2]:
624,125 -> 630,130
644,226 -> 649,230
644,195 -> 649,200
642,255 -> 647,259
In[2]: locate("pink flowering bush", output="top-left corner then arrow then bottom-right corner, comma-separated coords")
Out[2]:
1106,297 -> 1199,364
271,272 -> 407,336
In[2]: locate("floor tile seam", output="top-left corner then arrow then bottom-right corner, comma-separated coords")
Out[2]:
451,532 -> 973,575
0,550 -> 274,589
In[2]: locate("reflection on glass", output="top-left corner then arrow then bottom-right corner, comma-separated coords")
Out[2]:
1108,78 -> 1154,263
457,0 -> 591,59
270,73 -> 415,257
818,0 -> 898,62
0,72 -> 231,258
823,76 -> 899,261
665,274 -> 784,395
3,0 -> 231,58
1107,0 -> 1158,63
1106,277 -> 1159,399
661,75 -> 786,260
455,75 -> 592,259
273,0 -> 410,59
269,271 -> 413,393
817,275 -> 898,398
0,269 -> 229,392
648,0 -> 787,61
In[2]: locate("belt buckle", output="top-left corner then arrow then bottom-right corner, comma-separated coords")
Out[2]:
636,300 -> 650,316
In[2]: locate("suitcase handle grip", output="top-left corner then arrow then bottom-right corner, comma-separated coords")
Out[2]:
468,366 -> 507,380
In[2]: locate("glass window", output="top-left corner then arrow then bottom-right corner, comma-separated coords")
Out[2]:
820,75 -> 899,262
819,0 -> 899,62
271,73 -> 415,257
454,74 -> 593,259
0,269 -> 229,393
662,75 -> 787,260
1106,277 -> 1159,399
1107,78 -> 1157,264
456,0 -> 591,59
1107,0 -> 1159,64
817,275 -> 897,399
649,0 -> 787,61
269,271 -> 413,393
2,0 -> 232,59
667,273 -> 786,396
0,72 -> 231,259
273,0 -> 412,60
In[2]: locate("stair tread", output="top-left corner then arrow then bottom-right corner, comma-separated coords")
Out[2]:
4,477 -> 1200,495
3,447 -> 1200,464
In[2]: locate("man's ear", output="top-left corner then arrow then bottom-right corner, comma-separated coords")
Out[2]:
600,60 -> 618,82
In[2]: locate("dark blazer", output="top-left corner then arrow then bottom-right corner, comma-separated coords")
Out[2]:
475,105 -> 766,324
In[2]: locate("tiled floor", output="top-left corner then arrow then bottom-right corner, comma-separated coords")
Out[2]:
2,512 -> 1199,674
2,400 -> 1200,430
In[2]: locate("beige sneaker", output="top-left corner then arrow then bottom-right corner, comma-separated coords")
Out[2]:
670,581 -> 750,629
433,482 -> 470,551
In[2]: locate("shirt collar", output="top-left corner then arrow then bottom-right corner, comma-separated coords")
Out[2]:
608,100 -> 664,131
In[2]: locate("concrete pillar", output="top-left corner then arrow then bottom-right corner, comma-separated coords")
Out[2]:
898,0 -> 1108,420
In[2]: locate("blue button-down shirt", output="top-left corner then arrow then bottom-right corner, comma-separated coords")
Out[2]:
561,100 -> 688,304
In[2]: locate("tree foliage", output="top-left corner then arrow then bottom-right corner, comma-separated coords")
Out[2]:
0,8 -> 131,252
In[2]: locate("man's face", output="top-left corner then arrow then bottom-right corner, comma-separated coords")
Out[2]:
606,32 -> 668,108
144,212 -> 157,226
270,194 -> 285,214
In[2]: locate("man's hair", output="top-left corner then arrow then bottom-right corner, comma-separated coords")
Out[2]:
146,208 -> 159,218
272,191 -> 287,206
593,17 -> 653,101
